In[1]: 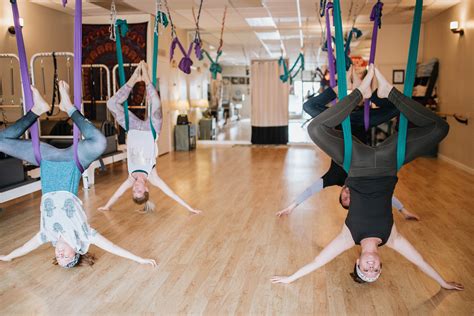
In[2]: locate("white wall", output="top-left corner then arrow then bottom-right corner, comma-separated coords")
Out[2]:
423,0 -> 474,172
374,24 -> 424,91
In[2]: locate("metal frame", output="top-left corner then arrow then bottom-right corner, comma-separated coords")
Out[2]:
82,63 -> 112,121
30,52 -> 77,139
0,54 -> 25,113
112,63 -> 140,93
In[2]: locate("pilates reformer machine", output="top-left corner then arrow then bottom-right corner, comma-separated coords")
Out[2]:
0,54 -> 41,204
30,51 -> 128,188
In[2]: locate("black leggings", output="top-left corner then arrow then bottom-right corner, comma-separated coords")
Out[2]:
0,111 -> 106,168
308,88 -> 449,177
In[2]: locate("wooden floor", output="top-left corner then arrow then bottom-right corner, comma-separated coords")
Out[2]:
0,145 -> 473,315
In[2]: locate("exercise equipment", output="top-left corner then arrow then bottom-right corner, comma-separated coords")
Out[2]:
10,0 -> 42,165
164,0 -> 200,75
82,64 -> 112,122
279,52 -> 305,84
363,0 -> 383,130
324,0 -> 352,172
30,52 -> 74,139
200,6 -> 228,79
48,52 -> 61,116
397,0 -> 423,170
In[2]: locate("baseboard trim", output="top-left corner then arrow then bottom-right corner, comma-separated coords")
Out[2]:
198,140 -> 252,146
438,154 -> 474,175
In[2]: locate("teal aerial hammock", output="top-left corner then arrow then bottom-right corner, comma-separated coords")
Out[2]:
200,6 -> 227,80
329,0 -> 352,172
113,18 -> 130,131
150,0 -> 168,139
278,52 -> 305,84
397,0 -> 423,170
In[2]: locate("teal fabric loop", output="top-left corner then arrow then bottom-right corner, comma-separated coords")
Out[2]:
397,0 -> 423,170
333,0 -> 352,172
115,19 -> 129,131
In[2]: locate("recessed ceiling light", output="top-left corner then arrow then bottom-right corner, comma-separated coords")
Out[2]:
245,17 -> 276,27
255,31 -> 281,40
209,45 -> 216,50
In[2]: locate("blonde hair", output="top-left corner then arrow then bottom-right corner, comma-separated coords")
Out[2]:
136,200 -> 156,214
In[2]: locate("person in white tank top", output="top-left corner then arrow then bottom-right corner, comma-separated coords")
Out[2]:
99,62 -> 201,215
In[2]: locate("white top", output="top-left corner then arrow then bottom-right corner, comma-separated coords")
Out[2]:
37,191 -> 98,254
127,129 -> 158,176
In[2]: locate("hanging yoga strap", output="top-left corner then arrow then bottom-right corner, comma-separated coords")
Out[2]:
165,0 -> 199,75
279,53 -> 304,83
72,0 -> 85,172
332,0 -> 352,172
151,3 -> 168,139
201,6 -> 227,80
10,0 -> 41,164
325,3 -> 336,89
343,27 -> 362,69
397,0 -> 423,170
114,19 -> 130,131
49,52 -> 61,116
363,0 -> 383,131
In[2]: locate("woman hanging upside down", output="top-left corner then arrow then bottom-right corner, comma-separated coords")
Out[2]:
0,82 -> 156,268
272,65 -> 462,290
98,61 -> 201,214
277,67 -> 419,220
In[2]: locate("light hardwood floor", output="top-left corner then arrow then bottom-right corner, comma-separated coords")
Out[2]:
0,145 -> 473,315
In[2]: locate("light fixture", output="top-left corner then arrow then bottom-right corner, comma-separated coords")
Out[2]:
450,21 -> 464,36
8,18 -> 24,35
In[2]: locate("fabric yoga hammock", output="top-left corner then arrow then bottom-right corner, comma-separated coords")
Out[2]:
325,0 -> 352,172
166,0 -> 203,75
278,52 -> 305,84
10,0 -> 84,172
397,0 -> 423,170
363,0 -> 384,131
323,0 -> 422,172
200,6 -> 227,80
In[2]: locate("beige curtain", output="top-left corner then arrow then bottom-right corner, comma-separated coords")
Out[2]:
251,59 -> 289,127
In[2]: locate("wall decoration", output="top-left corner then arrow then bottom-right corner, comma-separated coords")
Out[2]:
393,69 -> 405,84
82,22 -> 148,117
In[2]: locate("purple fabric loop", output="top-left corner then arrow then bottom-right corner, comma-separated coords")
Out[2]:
73,0 -> 84,172
325,3 -> 336,90
194,39 -> 203,60
11,0 -> 42,164
170,37 -> 194,74
364,1 -> 384,130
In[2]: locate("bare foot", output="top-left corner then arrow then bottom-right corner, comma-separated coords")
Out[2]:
31,86 -> 51,116
357,64 -> 374,99
58,81 -> 76,114
375,67 -> 393,99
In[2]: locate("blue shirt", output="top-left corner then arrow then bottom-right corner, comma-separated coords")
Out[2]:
40,160 -> 82,195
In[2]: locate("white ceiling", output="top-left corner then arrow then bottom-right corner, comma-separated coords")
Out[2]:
31,0 -> 460,67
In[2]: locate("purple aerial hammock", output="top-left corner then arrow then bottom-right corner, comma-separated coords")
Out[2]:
363,0 -> 383,130
164,0 -> 204,74
9,0 -> 84,172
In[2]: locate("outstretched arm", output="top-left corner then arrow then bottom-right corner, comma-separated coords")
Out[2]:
0,232 -> 44,262
271,225 -> 354,284
392,196 -> 420,220
276,178 -> 324,217
98,176 -> 134,211
91,232 -> 156,266
386,227 -> 463,290
148,169 -> 202,214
